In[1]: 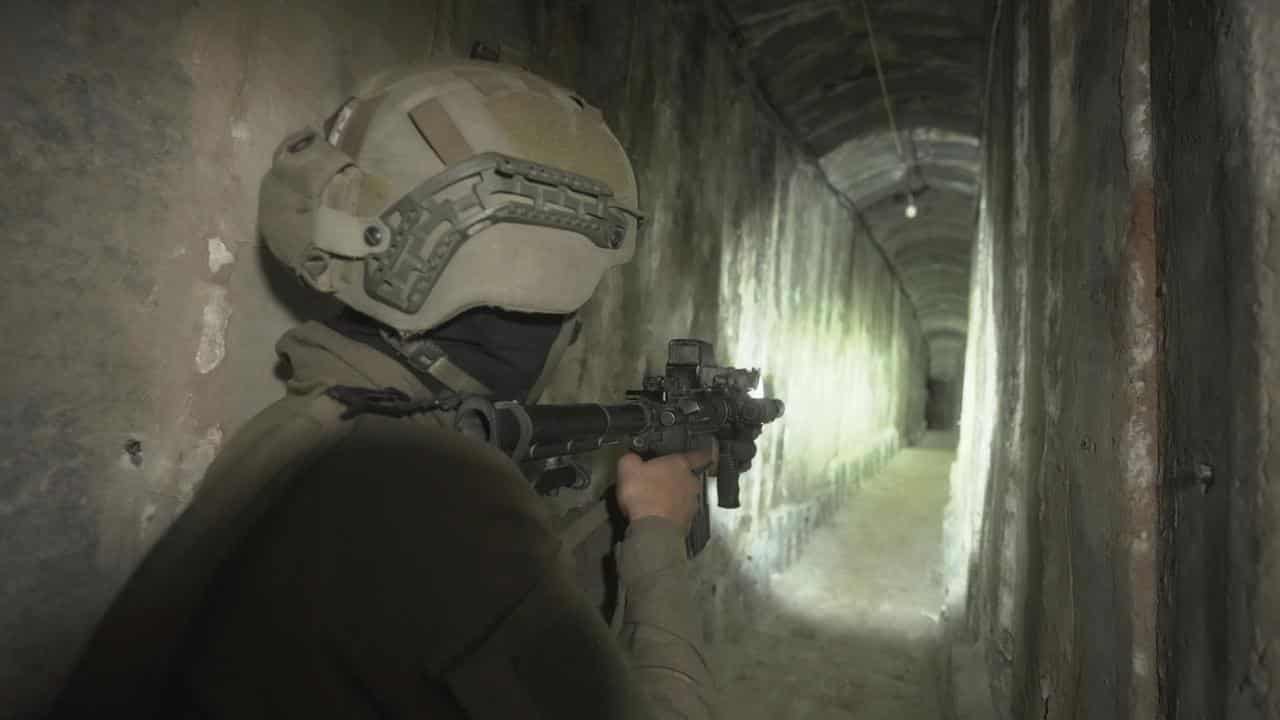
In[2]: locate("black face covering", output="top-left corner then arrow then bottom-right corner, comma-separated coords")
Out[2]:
327,308 -> 565,402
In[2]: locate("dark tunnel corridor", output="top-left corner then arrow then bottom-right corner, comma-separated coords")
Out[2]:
2,1 -> 1279,718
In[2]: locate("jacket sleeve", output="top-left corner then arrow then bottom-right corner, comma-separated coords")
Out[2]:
616,517 -> 719,719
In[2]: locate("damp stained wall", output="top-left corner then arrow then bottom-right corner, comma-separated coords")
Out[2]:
948,0 -> 1280,718
1154,0 -> 1280,717
0,1 -> 927,716
945,0 -> 1161,718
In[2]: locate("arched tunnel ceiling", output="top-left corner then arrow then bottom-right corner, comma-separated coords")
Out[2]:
720,0 -> 990,382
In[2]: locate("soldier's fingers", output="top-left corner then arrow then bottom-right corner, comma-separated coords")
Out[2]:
617,452 -> 645,476
683,443 -> 717,475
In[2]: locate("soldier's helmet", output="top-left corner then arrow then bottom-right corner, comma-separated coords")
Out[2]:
258,61 -> 641,334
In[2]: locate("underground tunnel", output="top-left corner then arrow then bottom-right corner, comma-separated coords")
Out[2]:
2,1 -> 1279,718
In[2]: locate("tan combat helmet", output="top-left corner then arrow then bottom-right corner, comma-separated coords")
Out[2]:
258,61 -> 641,335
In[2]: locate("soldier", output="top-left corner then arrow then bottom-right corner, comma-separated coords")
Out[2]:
55,61 -> 716,719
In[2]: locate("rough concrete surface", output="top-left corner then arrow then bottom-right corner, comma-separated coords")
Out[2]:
944,0 -> 1280,718
718,432 -> 954,720
944,0 -> 1165,717
719,0 -> 985,411
1155,0 -> 1280,717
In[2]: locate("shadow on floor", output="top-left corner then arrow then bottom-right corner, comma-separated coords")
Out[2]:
717,618 -> 942,719
711,433 -> 957,720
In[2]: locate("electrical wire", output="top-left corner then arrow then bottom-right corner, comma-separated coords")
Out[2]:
859,0 -> 926,213
860,0 -> 905,160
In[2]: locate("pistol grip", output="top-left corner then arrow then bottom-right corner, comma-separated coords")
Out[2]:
686,470 -> 712,558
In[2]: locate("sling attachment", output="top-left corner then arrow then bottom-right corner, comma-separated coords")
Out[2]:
380,330 -> 494,397
324,386 -> 457,420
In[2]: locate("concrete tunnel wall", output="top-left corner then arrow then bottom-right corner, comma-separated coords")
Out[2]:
718,0 -> 987,433
0,0 -> 928,715
946,0 -> 1280,718
947,0 -> 1162,716
1155,0 -> 1280,717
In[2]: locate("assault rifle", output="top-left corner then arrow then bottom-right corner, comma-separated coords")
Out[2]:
452,339 -> 785,556
327,339 -> 784,556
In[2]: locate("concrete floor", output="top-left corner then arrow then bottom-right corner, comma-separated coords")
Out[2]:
718,432 -> 955,719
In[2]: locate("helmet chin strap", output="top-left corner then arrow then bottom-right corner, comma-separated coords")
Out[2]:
405,307 -> 570,402
378,329 -> 493,398
524,314 -> 581,404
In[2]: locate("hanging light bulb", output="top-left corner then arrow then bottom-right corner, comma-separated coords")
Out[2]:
904,192 -> 919,219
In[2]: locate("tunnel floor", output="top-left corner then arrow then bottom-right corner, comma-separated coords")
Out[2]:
717,432 -> 955,719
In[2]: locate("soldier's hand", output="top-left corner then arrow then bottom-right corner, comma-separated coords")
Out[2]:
616,446 -> 717,532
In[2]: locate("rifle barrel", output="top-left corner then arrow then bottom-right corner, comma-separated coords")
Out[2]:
522,403 -> 651,443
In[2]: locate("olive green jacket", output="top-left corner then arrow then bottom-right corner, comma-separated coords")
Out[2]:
55,322 -> 715,719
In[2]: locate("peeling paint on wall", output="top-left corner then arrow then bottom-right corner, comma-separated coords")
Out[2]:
206,237 -> 235,275
194,285 -> 232,375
